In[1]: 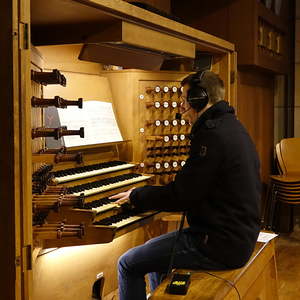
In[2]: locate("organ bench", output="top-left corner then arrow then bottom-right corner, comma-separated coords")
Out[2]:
150,240 -> 278,300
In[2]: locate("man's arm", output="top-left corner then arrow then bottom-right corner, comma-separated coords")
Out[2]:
130,130 -> 225,211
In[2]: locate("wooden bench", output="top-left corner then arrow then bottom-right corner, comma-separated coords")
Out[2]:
149,240 -> 278,300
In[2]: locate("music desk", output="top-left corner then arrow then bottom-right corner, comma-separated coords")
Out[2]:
149,240 -> 278,300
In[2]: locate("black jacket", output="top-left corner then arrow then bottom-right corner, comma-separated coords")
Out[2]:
130,101 -> 261,268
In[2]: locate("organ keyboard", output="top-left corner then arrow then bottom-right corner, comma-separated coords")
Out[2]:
33,140 -> 161,247
94,211 -> 157,229
51,161 -> 135,184
68,173 -> 152,197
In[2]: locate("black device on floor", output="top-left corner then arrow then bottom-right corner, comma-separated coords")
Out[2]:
166,272 -> 191,295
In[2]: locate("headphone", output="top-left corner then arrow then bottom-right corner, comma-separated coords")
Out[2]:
186,71 -> 209,112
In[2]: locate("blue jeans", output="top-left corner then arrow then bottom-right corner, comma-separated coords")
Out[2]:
118,228 -> 228,300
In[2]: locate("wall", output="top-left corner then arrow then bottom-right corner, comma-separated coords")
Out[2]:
237,71 -> 274,184
274,76 -> 285,146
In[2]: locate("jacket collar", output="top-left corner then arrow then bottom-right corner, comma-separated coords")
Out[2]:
191,100 -> 235,135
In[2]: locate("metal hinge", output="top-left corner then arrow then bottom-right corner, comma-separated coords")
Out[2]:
19,22 -> 29,50
230,71 -> 236,84
15,256 -> 21,267
22,245 -> 32,270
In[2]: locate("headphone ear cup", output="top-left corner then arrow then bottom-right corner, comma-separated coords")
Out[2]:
187,86 -> 209,112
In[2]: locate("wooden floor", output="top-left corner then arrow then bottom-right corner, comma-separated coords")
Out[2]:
276,223 -> 300,300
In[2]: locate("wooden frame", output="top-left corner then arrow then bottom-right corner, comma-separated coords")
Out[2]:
0,0 -> 32,299
0,1 -> 20,299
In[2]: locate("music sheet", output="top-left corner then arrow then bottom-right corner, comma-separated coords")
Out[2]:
46,101 -> 123,147
257,232 -> 278,243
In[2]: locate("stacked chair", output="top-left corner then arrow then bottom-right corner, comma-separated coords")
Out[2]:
266,138 -> 300,232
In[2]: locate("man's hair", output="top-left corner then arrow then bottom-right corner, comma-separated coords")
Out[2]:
181,71 -> 225,104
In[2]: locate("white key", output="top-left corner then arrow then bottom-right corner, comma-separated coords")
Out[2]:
73,175 -> 151,196
112,216 -> 143,228
52,163 -> 135,184
91,203 -> 118,214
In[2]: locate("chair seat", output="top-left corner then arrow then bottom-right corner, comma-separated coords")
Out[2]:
274,183 -> 300,194
276,191 -> 300,198
270,175 -> 300,183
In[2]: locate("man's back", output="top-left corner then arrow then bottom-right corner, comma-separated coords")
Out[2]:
184,100 -> 261,268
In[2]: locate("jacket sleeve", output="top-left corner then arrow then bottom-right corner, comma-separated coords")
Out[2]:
130,130 -> 225,212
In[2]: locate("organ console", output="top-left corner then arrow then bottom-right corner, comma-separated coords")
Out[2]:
3,2 -> 238,298
29,58 -> 166,251
30,68 -> 194,249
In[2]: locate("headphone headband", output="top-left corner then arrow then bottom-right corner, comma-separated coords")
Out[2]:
186,71 -> 209,112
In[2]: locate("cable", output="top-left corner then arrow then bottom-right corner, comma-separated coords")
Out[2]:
164,213 -> 240,300
190,270 -> 241,300
166,212 -> 187,276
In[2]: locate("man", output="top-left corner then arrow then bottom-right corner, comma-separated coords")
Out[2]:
110,71 -> 261,300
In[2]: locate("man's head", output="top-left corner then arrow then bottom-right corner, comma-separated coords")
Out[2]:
180,71 -> 225,124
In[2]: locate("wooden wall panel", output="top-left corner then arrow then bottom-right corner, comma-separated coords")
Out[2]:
33,221 -> 167,300
237,70 -> 274,185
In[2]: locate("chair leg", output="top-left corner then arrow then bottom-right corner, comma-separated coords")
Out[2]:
289,205 -> 294,232
271,191 -> 279,232
261,181 -> 272,228
267,183 -> 276,230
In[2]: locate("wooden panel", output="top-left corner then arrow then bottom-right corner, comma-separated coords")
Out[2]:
103,70 -> 191,185
86,21 -> 196,58
21,16 -> 34,300
122,22 -> 195,58
172,0 -> 289,73
37,44 -> 103,75
125,0 -> 171,14
237,70 -> 274,184
33,220 -> 168,300
31,0 -> 234,52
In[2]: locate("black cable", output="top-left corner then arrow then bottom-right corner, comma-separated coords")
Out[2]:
190,270 -> 241,300
166,212 -> 187,276
163,215 -> 240,300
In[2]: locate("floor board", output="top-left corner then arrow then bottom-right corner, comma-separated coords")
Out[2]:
276,224 -> 300,300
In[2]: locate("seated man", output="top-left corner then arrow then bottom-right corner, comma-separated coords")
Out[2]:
110,71 -> 261,300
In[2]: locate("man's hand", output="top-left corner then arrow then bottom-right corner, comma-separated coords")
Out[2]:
109,188 -> 135,206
